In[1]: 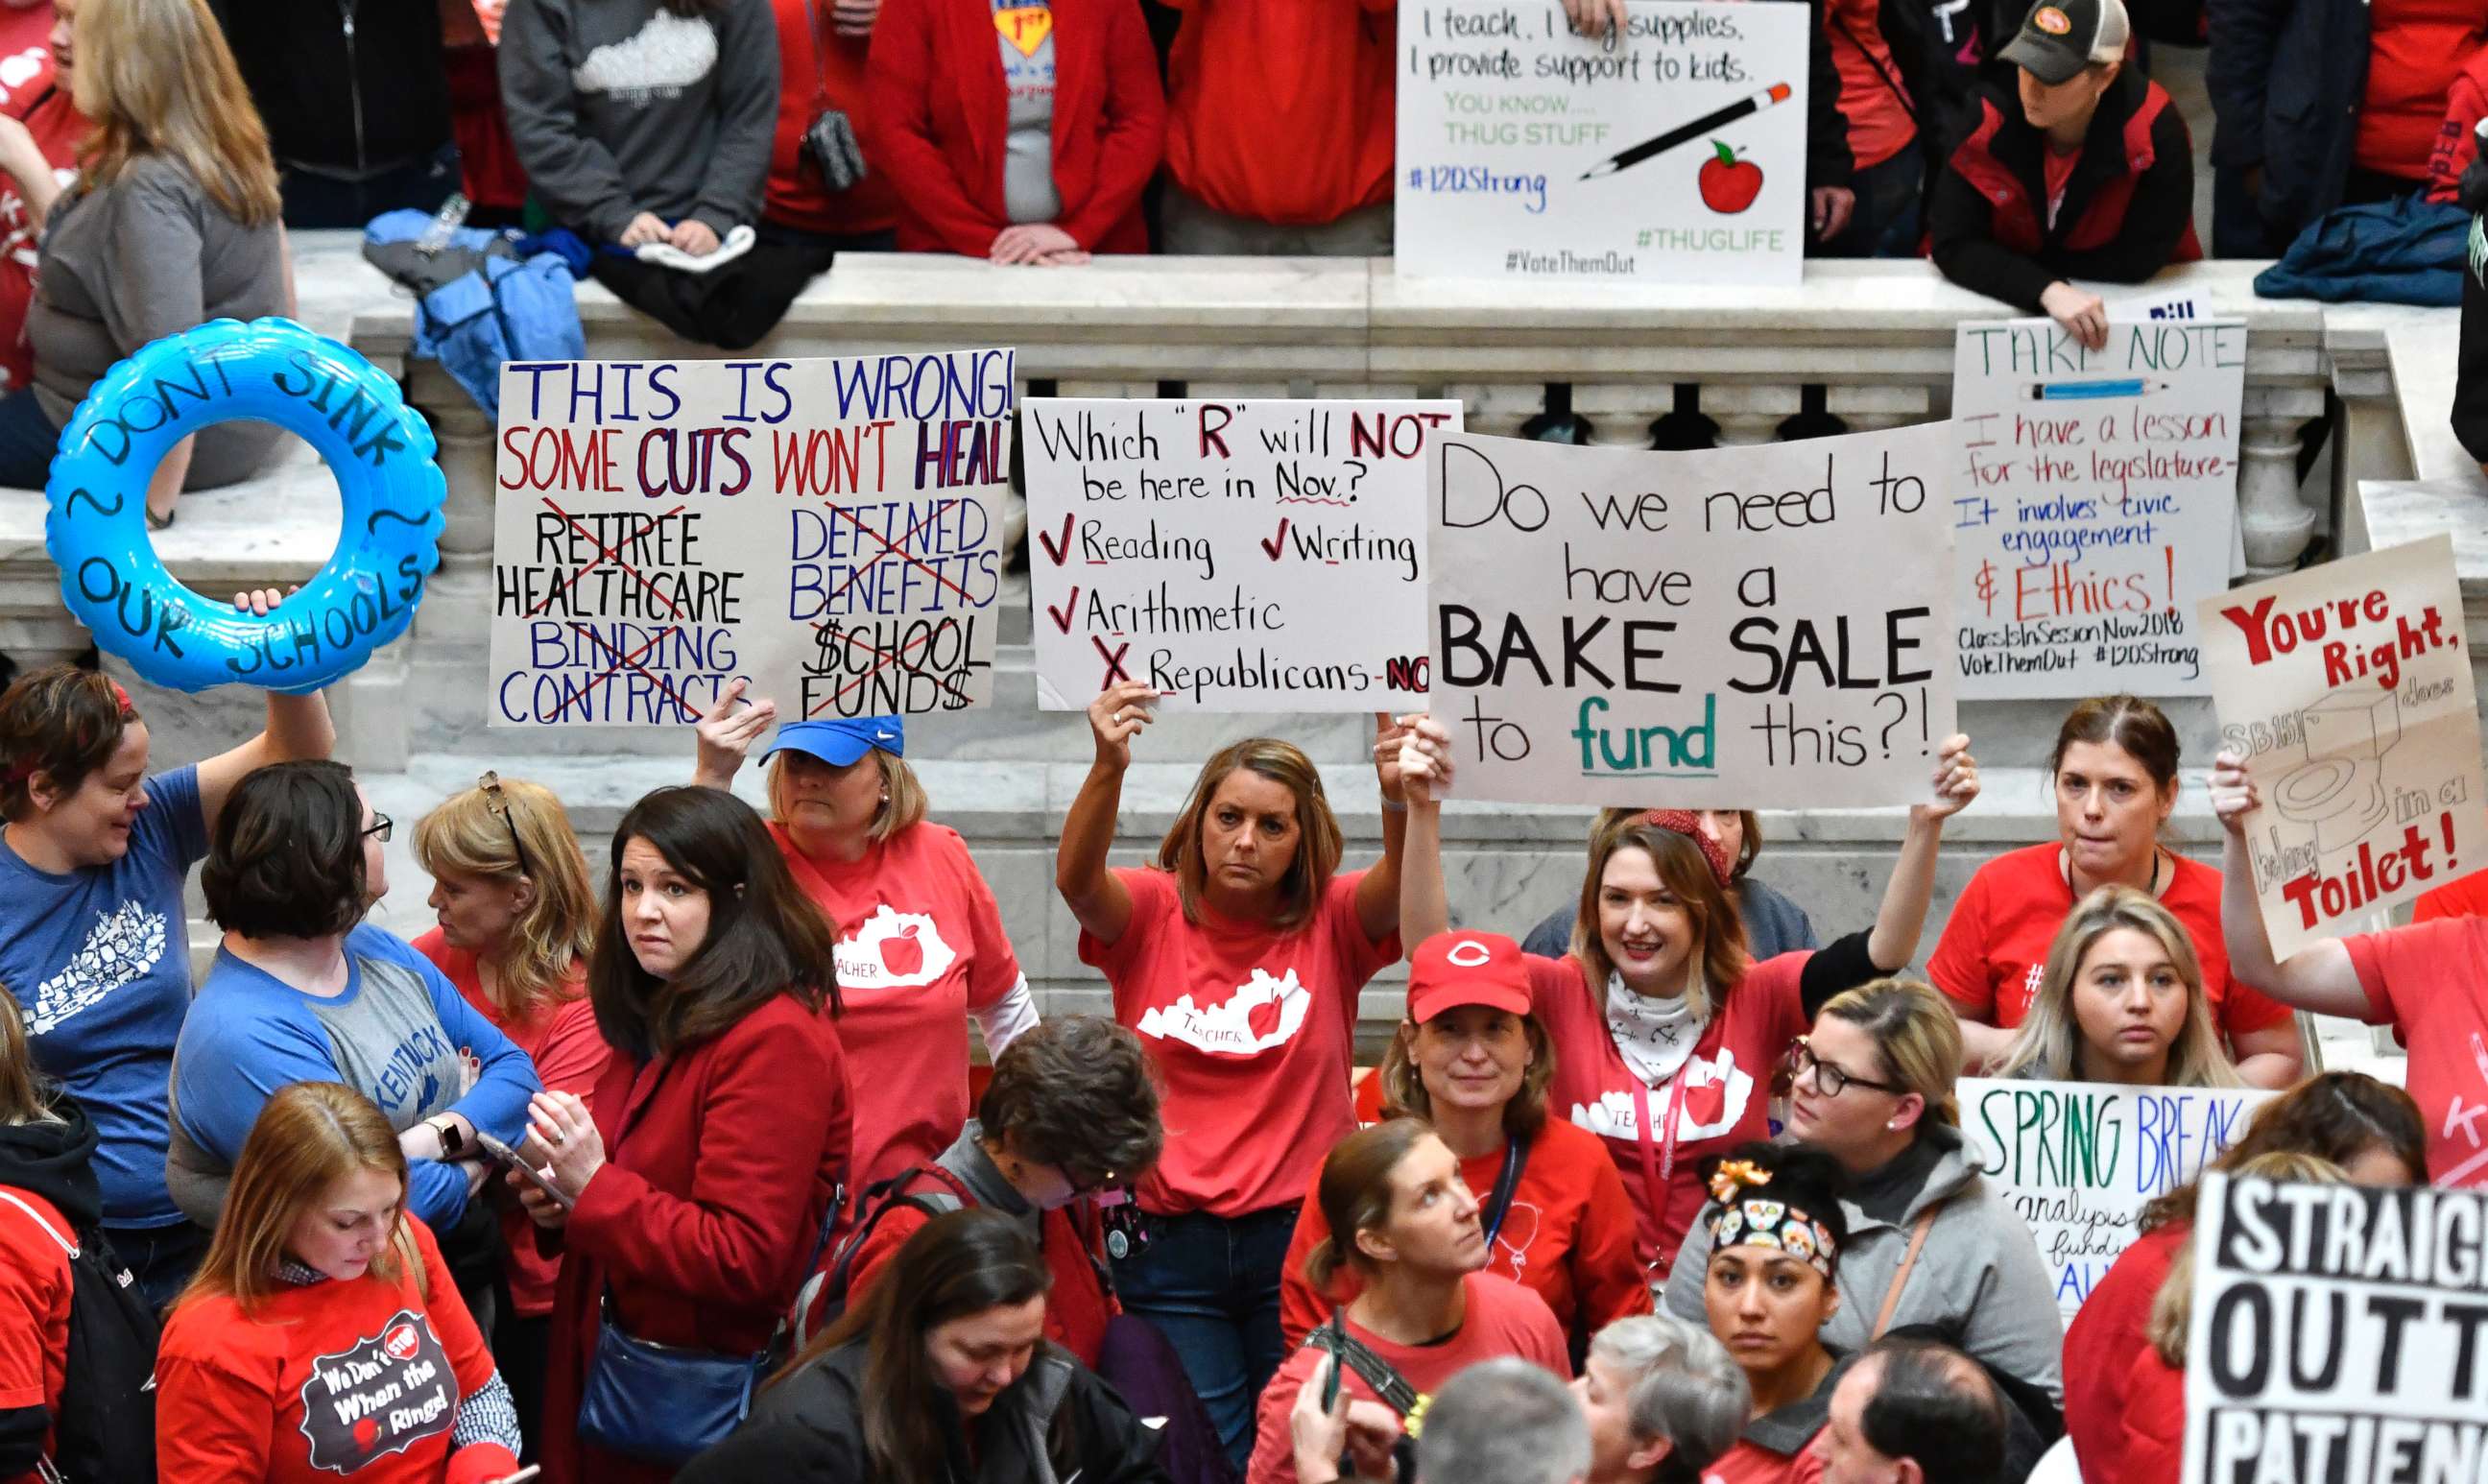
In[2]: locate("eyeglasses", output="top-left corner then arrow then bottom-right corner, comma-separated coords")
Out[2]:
363,812 -> 395,843
1066,1167 -> 1119,1199
479,772 -> 535,880
1786,1037 -> 1905,1098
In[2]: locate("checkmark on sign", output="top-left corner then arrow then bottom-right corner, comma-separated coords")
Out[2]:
1260,518 -> 1292,561
1037,513 -> 1074,566
1047,587 -> 1080,634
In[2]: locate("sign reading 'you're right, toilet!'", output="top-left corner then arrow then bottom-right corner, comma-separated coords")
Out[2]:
2199,535 -> 2485,957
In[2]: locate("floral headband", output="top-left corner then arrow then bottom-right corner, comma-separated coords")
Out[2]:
1645,809 -> 1733,889
1707,1161 -> 1837,1280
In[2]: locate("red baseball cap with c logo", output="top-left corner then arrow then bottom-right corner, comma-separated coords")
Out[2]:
1406,930 -> 1532,1024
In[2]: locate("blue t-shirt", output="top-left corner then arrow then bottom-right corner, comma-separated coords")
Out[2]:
168,922 -> 541,1229
0,764 -> 206,1229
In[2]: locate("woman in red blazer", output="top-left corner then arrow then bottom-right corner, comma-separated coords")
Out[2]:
864,0 -> 1165,261
514,786 -> 851,1484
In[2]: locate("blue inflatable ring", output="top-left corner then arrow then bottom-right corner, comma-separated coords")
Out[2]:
42,317 -> 445,695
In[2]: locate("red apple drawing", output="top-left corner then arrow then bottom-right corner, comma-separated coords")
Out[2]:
353,1418 -> 380,1451
1245,990 -> 1285,1041
1697,141 -> 1763,215
879,922 -> 925,977
1683,1075 -> 1727,1129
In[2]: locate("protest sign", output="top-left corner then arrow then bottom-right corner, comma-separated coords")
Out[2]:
1950,317 -> 2245,698
487,352 -> 1012,727
1425,423 -> 1957,807
2182,1173 -> 2488,1481
1023,397 -> 1459,711
1962,1078 -> 2273,1318
1396,0 -> 1806,284
2198,535 -> 2485,958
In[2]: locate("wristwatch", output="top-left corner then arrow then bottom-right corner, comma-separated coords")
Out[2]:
428,1115 -> 466,1159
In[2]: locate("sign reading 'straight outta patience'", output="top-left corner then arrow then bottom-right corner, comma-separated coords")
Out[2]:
1426,424 -> 1958,807
1023,397 -> 1459,710
1397,0 -> 1806,283
487,352 -> 1012,727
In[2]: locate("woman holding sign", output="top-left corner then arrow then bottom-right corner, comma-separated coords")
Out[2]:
1395,715 -> 1978,1284
2213,748 -> 2488,1185
1056,682 -> 1408,1467
694,685 -> 1036,1194
1928,695 -> 2302,1087
1991,886 -> 2245,1089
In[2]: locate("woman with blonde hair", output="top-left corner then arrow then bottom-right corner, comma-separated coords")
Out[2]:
155,1081 -> 522,1481
413,772 -> 607,1459
1992,885 -> 2244,1089
1056,682 -> 1409,1466
0,0 -> 292,519
692,687 -> 1034,1194
1664,978 -> 2064,1415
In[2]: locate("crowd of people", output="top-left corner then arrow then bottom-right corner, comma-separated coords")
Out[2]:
0,639 -> 2477,1484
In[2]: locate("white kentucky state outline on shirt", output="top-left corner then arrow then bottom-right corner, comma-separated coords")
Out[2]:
834,903 -> 960,992
573,8 -> 717,98
30,900 -> 167,1036
1568,1047 -> 1753,1144
1136,967 -> 1309,1056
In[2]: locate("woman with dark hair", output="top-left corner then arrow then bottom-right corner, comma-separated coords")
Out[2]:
680,1208 -> 1169,1482
1523,810 -> 1817,965
0,641 -> 330,1307
500,0 -> 817,349
2060,1071 -> 2424,1480
1252,1119 -> 1569,1484
1931,695 -> 2300,1085
833,1015 -> 1162,1368
1397,718 -> 1977,1284
1055,682 -> 1407,1465
518,785 -> 849,1484
156,1082 -> 522,1481
1282,930 -> 1648,1356
1697,1143 -> 1854,1482
167,759 -> 538,1234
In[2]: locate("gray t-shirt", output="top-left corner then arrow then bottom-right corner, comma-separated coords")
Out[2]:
995,0 -> 1062,226
27,155 -> 286,490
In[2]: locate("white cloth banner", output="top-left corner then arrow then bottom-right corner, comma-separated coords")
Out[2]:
1425,423 -> 1957,806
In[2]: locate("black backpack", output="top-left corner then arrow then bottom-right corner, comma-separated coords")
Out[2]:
0,1191 -> 157,1484
787,1167 -> 969,1352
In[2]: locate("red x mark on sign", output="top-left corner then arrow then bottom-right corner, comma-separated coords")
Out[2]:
1093,635 -> 1132,686
552,622 -> 689,723
820,500 -> 979,610
807,619 -> 977,717
528,498 -> 689,619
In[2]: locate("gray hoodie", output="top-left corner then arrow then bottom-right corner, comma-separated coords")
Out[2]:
498,0 -> 778,242
1663,1123 -> 2066,1405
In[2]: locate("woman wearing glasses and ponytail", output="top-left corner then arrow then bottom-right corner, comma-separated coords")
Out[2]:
413,773 -> 610,1458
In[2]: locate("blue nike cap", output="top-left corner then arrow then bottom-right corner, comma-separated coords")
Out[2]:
761,716 -> 905,766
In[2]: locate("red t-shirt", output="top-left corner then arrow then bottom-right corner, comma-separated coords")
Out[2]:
0,1186 -> 71,1484
1278,1117 -> 1649,1354
1827,0 -> 1914,170
1927,844 -> 2293,1043
1533,950 -> 1810,1281
2356,0 -> 2488,179
1711,1439 -> 1828,1484
845,1168 -> 1116,1366
155,1219 -> 517,1484
773,822 -> 1024,1192
1161,0 -> 1396,226
1247,1272 -> 1569,1484
411,930 -> 610,1319
2042,145 -> 2081,228
2064,1220 -> 2189,1483
2345,917 -> 2488,1186
0,9 -> 83,398
2413,864 -> 2488,921
766,0 -> 902,236
1082,866 -> 1397,1218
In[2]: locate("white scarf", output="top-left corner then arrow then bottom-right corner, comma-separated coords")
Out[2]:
1605,969 -> 1708,1089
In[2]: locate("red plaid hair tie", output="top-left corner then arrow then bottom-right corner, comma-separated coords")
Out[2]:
1645,809 -> 1733,889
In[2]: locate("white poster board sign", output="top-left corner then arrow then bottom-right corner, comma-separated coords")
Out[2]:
1425,424 -> 1957,806
1950,318 -> 2245,698
2197,535 -> 2486,958
1962,1078 -> 2273,1318
1396,0 -> 1806,284
1023,398 -> 1459,710
488,352 -> 1012,726
2183,1174 -> 2488,1480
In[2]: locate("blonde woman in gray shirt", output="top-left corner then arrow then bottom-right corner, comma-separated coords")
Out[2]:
0,0 -> 292,525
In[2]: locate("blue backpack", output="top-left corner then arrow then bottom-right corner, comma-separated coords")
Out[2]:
362,209 -> 585,415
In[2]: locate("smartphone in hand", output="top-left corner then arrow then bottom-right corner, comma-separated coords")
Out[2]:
474,1132 -> 575,1210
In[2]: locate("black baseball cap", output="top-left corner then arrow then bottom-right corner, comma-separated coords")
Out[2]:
2000,0 -> 2130,84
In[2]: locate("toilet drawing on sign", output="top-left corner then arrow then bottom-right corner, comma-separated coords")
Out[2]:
2271,688 -> 2403,853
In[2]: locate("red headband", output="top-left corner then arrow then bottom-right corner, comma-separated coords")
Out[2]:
1644,809 -> 1734,889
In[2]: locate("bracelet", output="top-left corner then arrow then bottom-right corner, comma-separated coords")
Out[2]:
1380,797 -> 1408,814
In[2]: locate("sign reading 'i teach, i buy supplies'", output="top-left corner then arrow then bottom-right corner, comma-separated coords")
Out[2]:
1397,0 -> 1806,283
